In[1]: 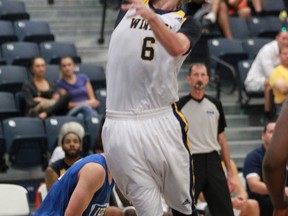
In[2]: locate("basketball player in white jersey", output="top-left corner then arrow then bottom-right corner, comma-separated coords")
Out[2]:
102,0 -> 202,215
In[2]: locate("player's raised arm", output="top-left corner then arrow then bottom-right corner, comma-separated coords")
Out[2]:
121,0 -> 201,56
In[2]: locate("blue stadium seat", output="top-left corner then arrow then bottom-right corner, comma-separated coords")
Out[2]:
229,17 -> 250,39
248,16 -> 282,39
45,64 -> 60,85
262,0 -> 285,16
2,117 -> 48,169
39,42 -> 81,65
0,50 -> 6,65
0,21 -> 18,45
76,64 -> 106,90
207,38 -> 248,94
242,38 -> 272,60
0,65 -> 29,93
0,121 -> 7,172
1,42 -> 40,67
14,91 -> 25,116
0,0 -> 30,21
238,60 -> 263,104
0,92 -> 20,120
84,115 -> 103,152
44,116 -> 88,154
14,20 -> 55,43
95,88 -> 106,115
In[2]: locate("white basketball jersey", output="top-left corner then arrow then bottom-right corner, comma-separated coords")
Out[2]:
106,1 -> 188,112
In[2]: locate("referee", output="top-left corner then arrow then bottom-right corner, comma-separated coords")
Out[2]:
177,63 -> 235,216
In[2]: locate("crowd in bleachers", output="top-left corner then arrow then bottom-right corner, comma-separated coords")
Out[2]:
0,0 -> 288,215
0,0 -> 108,173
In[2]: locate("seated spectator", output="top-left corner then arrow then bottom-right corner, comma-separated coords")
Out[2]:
43,121 -> 123,216
201,159 -> 260,216
57,56 -> 100,120
45,121 -> 84,191
185,0 -> 234,39
22,57 -> 69,118
269,45 -> 288,117
227,0 -> 251,19
243,121 -> 276,216
245,31 -> 288,117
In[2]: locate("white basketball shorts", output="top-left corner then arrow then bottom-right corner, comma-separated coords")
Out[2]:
102,105 -> 196,216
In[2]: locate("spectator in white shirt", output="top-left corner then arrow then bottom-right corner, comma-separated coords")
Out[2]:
245,31 -> 288,115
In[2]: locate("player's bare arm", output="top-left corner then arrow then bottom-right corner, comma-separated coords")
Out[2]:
263,100 -> 288,209
122,0 -> 191,56
64,163 -> 106,216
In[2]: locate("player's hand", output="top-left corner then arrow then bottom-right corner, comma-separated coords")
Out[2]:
121,0 -> 156,21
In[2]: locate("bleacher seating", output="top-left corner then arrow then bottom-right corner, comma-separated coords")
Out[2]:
242,38 -> 272,60
45,64 -> 60,85
0,0 -> 30,21
0,92 -> 20,120
14,20 -> 55,43
39,41 -> 81,64
207,38 -> 248,94
229,17 -> 250,39
1,42 -> 39,67
14,91 -> 25,116
84,114 -> 103,152
95,88 -> 106,115
0,65 -> 29,93
262,0 -> 285,16
0,20 -> 18,45
76,63 -> 106,91
237,60 -> 264,105
0,184 -> 30,215
2,117 -> 48,168
247,16 -> 282,39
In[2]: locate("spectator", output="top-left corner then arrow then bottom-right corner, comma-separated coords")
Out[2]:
263,98 -> 288,216
185,0 -> 234,39
35,153 -> 124,216
177,63 -> 235,216
45,121 -> 84,191
227,0 -> 251,19
57,56 -> 100,120
201,159 -> 260,216
269,45 -> 288,117
40,121 -> 123,216
242,121 -> 276,216
244,31 -> 288,116
22,57 -> 69,118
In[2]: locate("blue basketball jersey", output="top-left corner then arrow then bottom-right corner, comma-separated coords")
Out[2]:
34,154 -> 114,216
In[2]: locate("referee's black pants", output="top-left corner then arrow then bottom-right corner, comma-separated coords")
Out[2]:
193,151 -> 234,216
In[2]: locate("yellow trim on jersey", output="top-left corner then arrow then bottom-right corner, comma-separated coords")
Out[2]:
173,10 -> 187,23
143,0 -> 149,4
174,103 -> 192,155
